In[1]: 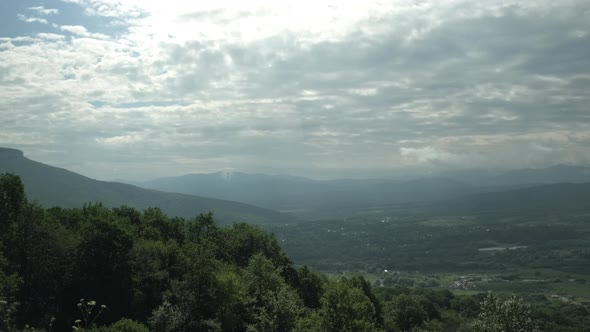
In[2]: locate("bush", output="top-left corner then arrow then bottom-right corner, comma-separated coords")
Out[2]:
91,318 -> 149,332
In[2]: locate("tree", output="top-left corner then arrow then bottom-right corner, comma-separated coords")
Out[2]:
186,213 -> 219,244
243,254 -> 284,304
472,292 -> 537,332
294,266 -> 324,309
73,220 -> 134,322
247,285 -> 301,332
140,208 -> 184,243
0,249 -> 19,303
0,248 -> 21,332
222,223 -> 291,269
0,174 -> 25,236
129,240 -> 184,321
243,254 -> 302,332
149,243 -> 222,332
384,294 -> 428,332
113,206 -> 142,226
215,269 -> 246,331
348,275 -> 383,327
320,279 -> 381,332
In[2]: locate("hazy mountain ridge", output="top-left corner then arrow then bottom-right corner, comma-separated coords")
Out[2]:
141,164 -> 590,219
433,182 -> 590,215
437,164 -> 590,186
4,147 -> 590,222
0,148 -> 289,224
141,172 -> 477,217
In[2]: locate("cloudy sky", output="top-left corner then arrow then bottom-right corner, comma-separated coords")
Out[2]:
1,0 -> 589,180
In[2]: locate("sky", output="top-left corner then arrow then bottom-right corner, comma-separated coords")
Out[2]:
1,0 -> 589,181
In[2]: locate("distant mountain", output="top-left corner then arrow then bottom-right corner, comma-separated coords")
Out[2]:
435,168 -> 504,186
432,182 -> 590,215
141,165 -> 590,219
437,165 -> 590,186
0,148 -> 288,224
141,172 -> 476,219
489,165 -> 590,186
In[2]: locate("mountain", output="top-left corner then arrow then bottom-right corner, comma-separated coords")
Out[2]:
141,165 -> 590,219
141,172 -> 476,219
431,182 -> 590,215
436,165 -> 590,186
488,165 -> 590,186
0,148 -> 288,224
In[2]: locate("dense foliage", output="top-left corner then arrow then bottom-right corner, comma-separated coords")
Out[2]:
1,174 -> 588,331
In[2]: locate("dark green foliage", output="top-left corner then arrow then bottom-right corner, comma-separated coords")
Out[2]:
450,295 -> 481,318
246,283 -> 301,332
384,294 -> 429,331
73,219 -> 134,322
531,301 -> 590,332
0,299 -> 19,332
319,278 -> 382,332
90,318 -> 149,332
0,173 -> 25,235
294,265 -> 325,309
473,292 -> 537,332
129,239 -> 184,321
222,223 -> 291,268
0,249 -> 20,303
140,208 -> 184,243
214,269 -> 246,331
348,275 -> 384,326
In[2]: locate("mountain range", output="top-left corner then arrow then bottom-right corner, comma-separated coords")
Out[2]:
3,146 -> 590,221
438,165 -> 590,187
140,173 -> 477,218
140,164 -> 590,218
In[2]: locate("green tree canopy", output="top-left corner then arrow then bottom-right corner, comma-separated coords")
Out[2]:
473,292 -> 537,332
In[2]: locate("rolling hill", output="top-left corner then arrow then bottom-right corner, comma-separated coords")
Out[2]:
0,148 -> 289,224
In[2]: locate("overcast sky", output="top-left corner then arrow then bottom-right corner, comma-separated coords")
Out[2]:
1,0 -> 589,180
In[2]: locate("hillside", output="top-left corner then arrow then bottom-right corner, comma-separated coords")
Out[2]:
0,148 -> 288,224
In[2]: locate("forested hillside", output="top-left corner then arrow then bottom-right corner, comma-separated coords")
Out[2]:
1,173 -> 588,331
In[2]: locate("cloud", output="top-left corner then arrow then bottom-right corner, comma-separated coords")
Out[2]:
62,0 -> 145,18
96,133 -> 144,145
1,0 -> 590,180
60,25 -> 110,39
16,14 -> 49,24
28,6 -> 59,16
36,33 -> 66,41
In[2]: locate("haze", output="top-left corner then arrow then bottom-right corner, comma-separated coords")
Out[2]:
1,0 -> 589,181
